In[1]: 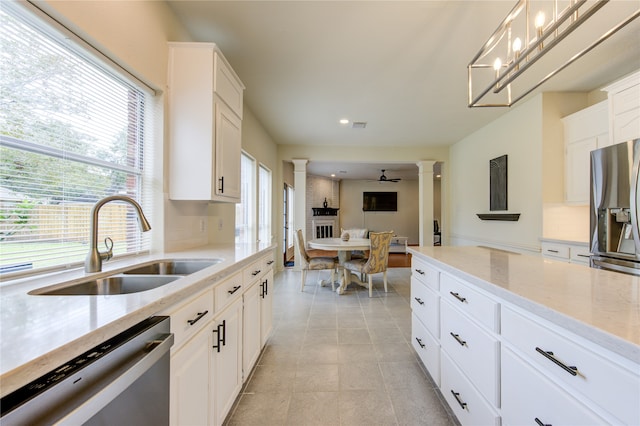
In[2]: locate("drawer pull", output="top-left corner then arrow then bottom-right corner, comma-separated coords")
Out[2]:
186,310 -> 209,326
450,332 -> 467,346
449,291 -> 467,303
267,260 -> 274,265
535,418 -> 551,426
414,297 -> 425,305
577,254 -> 590,258
414,268 -> 425,275
450,390 -> 467,409
251,269 -> 262,276
228,285 -> 242,295
535,347 -> 578,376
415,337 -> 426,348
547,249 -> 559,253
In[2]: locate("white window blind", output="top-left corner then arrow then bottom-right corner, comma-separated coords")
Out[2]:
258,164 -> 272,244
235,152 -> 255,244
0,6 -> 153,276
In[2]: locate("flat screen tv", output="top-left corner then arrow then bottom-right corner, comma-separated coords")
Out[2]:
363,191 -> 397,212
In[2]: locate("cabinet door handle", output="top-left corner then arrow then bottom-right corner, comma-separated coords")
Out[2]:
252,269 -> 261,276
228,285 -> 241,295
261,279 -> 268,298
414,268 -> 425,275
535,418 -> 552,426
187,310 -> 209,326
415,337 -> 426,348
450,332 -> 467,347
212,325 -> 221,352
449,291 -> 467,303
220,319 -> 226,347
535,347 -> 578,376
414,297 -> 425,305
218,176 -> 224,193
450,390 -> 467,409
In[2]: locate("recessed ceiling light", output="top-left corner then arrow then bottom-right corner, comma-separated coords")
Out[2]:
330,173 -> 336,177
339,119 -> 349,125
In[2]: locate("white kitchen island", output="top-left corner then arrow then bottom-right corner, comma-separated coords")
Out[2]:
408,245 -> 639,426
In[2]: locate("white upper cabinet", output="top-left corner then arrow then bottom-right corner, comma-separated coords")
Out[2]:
563,100 -> 609,204
604,70 -> 640,145
168,42 -> 244,202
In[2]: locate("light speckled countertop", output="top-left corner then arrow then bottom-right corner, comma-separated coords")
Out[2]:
0,242 -> 274,398
408,246 -> 640,364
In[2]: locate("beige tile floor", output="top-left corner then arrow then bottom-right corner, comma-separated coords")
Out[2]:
225,267 -> 457,426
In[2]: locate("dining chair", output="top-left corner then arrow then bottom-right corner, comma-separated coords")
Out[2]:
342,231 -> 393,297
295,229 -> 338,292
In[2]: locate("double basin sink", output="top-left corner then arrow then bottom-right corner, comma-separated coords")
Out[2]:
29,259 -> 222,296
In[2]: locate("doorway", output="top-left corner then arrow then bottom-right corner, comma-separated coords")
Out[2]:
283,183 -> 295,265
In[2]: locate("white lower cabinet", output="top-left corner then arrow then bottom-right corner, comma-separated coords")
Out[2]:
502,347 -> 607,426
170,326 -> 212,426
441,352 -> 500,426
243,280 -> 261,375
411,313 -> 440,385
169,250 -> 275,426
212,298 -> 243,426
260,269 -> 274,346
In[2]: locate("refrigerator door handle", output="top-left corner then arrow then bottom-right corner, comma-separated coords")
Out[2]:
630,141 -> 640,256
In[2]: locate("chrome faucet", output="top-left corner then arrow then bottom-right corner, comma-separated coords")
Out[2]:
85,195 -> 151,273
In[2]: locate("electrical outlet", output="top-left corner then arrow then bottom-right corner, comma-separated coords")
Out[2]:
218,218 -> 223,231
199,219 -> 205,233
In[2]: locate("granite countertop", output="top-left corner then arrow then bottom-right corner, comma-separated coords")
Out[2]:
0,242 -> 274,398
408,246 -> 640,364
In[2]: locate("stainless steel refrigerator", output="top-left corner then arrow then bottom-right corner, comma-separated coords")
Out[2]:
590,139 -> 640,276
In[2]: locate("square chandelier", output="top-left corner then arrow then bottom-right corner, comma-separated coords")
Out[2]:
468,0 -> 640,108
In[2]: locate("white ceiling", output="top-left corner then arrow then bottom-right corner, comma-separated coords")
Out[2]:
166,1 -> 640,180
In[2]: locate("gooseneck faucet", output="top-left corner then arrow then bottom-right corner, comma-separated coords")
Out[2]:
85,195 -> 151,273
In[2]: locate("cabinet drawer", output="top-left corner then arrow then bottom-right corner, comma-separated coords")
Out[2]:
168,288 -> 214,350
441,300 -> 500,406
243,258 -> 265,283
441,352 -> 500,426
214,270 -> 243,312
540,242 -> 570,260
411,256 -> 439,292
412,313 -> 440,386
569,245 -> 591,265
502,347 -> 608,426
440,273 -> 498,332
411,277 -> 439,338
502,306 -> 640,425
262,251 -> 275,270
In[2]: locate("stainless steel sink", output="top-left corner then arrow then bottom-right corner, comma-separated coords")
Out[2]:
30,275 -> 180,296
122,259 -> 221,275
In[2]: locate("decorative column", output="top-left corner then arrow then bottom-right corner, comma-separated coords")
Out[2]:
292,159 -> 308,270
417,161 -> 436,246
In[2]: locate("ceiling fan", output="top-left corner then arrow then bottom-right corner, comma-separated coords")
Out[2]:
377,169 -> 401,183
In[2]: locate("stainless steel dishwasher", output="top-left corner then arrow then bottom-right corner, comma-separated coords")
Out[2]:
1,316 -> 174,425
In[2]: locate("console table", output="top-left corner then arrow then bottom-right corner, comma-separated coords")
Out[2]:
389,236 -> 408,254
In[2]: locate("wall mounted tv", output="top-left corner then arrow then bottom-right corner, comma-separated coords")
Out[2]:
363,192 -> 397,212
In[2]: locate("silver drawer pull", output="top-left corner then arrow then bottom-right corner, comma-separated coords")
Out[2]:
449,291 -> 467,303
414,268 -> 425,275
187,310 -> 209,326
450,390 -> 467,409
535,347 -> 578,376
450,332 -> 467,346
535,418 -> 551,426
415,337 -> 426,348
414,297 -> 425,305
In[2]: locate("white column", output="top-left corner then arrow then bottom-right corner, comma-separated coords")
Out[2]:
417,161 -> 436,246
292,159 -> 308,270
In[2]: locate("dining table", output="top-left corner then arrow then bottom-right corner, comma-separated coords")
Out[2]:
308,237 -> 371,294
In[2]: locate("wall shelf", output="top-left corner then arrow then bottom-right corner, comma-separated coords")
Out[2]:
476,213 -> 521,221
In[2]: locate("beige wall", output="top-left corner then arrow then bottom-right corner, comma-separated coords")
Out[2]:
340,180 -> 420,244
449,92 -> 589,253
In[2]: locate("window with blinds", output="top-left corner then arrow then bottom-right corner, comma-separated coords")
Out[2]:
258,164 -> 272,244
0,6 -> 153,276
